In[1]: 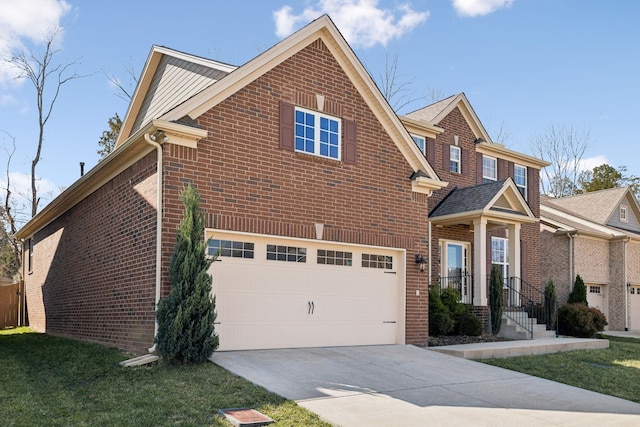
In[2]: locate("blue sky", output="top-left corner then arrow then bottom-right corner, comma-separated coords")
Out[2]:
1,0 -> 639,223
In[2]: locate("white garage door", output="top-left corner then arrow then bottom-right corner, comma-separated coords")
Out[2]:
207,230 -> 405,351
587,284 -> 608,330
629,285 -> 640,330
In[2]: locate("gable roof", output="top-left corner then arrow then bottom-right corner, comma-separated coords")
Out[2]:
117,46 -> 236,147
430,178 -> 536,226
540,203 -> 628,239
541,187 -> 637,225
404,94 -> 550,169
404,93 -> 492,143
145,15 -> 445,192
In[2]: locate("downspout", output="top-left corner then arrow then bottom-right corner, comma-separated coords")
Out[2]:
624,237 -> 629,331
428,220 -> 432,286
144,131 -> 164,352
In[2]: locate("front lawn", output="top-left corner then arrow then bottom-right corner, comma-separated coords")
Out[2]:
480,335 -> 640,403
0,328 -> 330,427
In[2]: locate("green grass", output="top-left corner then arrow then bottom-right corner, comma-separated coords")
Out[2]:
0,328 -> 330,427
480,335 -> 640,403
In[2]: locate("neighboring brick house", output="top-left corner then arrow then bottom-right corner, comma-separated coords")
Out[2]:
16,15 -> 547,354
402,94 -> 549,322
540,187 -> 640,331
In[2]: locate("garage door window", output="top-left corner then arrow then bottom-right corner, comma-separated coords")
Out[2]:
267,245 -> 307,262
317,249 -> 352,266
362,253 -> 393,269
208,239 -> 254,258
589,286 -> 601,294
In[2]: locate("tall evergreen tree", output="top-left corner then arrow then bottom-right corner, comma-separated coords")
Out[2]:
489,266 -> 504,335
567,274 -> 588,305
155,185 -> 218,363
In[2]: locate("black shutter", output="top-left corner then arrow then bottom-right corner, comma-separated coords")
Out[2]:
476,152 -> 483,184
427,138 -> 436,164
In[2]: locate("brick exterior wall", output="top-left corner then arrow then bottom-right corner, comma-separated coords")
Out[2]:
539,228 -> 572,304
24,153 -> 158,354
158,39 -> 432,346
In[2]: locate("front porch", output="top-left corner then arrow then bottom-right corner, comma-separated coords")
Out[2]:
437,273 -> 558,339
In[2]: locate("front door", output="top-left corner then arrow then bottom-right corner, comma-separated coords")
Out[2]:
442,241 -> 470,303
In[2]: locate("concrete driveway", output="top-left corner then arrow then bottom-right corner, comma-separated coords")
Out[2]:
212,345 -> 640,427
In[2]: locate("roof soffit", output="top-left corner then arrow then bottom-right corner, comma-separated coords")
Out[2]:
158,15 -> 444,188
116,46 -> 236,148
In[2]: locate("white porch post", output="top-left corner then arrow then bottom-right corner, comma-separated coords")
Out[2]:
473,218 -> 488,306
508,223 -> 521,288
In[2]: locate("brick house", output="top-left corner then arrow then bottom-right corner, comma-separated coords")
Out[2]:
540,187 -> 640,331
16,15 -> 547,354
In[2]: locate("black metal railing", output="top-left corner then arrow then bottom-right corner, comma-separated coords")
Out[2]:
438,273 -> 474,305
500,277 -> 558,339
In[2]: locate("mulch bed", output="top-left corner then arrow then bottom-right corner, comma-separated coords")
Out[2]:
428,334 -> 509,347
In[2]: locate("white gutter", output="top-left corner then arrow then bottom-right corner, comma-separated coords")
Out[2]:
144,131 -> 165,352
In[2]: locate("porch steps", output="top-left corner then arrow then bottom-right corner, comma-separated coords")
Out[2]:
429,337 -> 609,359
497,312 -> 557,340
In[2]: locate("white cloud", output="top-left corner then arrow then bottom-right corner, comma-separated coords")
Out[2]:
0,0 -> 71,84
273,0 -> 429,48
579,155 -> 609,172
451,0 -> 514,17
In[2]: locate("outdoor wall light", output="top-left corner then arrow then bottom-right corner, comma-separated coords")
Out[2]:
415,254 -> 427,272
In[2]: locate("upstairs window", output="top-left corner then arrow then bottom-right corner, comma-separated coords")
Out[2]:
482,155 -> 497,183
620,205 -> 628,222
450,145 -> 461,173
411,134 -> 426,156
514,164 -> 527,200
295,107 -> 341,160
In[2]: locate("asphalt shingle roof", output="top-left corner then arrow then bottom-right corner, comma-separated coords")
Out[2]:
430,179 -> 509,218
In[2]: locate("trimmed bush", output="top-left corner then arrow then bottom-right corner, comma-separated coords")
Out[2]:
454,309 -> 483,336
567,274 -> 588,305
428,285 -> 454,336
557,302 -> 607,338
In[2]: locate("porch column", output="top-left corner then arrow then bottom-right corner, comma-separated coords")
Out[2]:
508,223 -> 521,288
473,218 -> 488,306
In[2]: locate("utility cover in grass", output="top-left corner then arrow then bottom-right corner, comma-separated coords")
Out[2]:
219,408 -> 274,427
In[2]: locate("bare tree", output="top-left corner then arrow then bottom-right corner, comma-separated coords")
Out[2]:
530,124 -> 590,197
104,59 -> 138,102
0,130 -> 21,280
8,27 -> 85,217
375,48 -> 445,113
492,120 -> 512,146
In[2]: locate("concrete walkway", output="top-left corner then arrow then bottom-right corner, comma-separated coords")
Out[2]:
430,337 -> 609,359
211,344 -> 640,427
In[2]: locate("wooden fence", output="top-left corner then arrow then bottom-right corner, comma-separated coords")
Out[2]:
0,283 -> 19,328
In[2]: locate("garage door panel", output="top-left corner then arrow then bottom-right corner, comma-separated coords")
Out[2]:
208,231 -> 403,351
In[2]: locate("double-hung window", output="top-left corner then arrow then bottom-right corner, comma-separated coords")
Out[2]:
295,107 -> 341,160
450,145 -> 461,173
514,164 -> 527,199
411,134 -> 426,156
620,206 -> 628,222
482,155 -> 497,183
